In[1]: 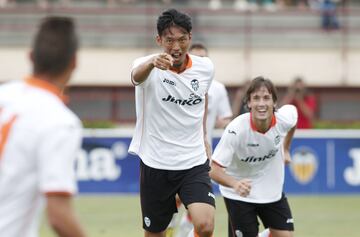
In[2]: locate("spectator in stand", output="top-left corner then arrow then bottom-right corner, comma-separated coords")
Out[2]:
280,77 -> 317,128
107,0 -> 136,7
234,0 -> 277,11
320,0 -> 340,30
0,0 -> 71,8
294,0 -> 309,8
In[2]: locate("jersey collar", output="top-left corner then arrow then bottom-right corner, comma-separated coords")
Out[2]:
25,76 -> 67,102
170,54 -> 192,74
250,113 -> 276,134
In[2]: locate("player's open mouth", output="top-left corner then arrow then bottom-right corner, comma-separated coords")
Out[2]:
257,110 -> 267,115
171,53 -> 182,60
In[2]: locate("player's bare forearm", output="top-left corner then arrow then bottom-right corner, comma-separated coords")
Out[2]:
284,149 -> 292,165
210,162 -> 237,189
132,53 -> 174,84
210,162 -> 251,197
210,162 -> 230,186
284,126 -> 296,154
132,58 -> 155,84
46,195 -> 87,237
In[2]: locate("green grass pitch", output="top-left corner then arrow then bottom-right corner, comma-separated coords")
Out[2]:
40,195 -> 359,236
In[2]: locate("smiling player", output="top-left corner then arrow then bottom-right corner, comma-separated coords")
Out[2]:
210,76 -> 297,237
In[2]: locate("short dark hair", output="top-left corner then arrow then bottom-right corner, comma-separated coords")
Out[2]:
32,16 -> 78,76
244,76 -> 278,109
157,9 -> 192,36
189,43 -> 208,53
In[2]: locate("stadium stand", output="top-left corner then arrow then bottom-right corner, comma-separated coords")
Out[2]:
0,0 -> 359,124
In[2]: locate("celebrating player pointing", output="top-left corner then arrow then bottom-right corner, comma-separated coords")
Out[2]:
129,8 -> 215,237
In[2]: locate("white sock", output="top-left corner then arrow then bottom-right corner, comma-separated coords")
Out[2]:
186,226 -> 195,237
175,212 -> 193,237
167,213 -> 178,228
258,228 -> 271,237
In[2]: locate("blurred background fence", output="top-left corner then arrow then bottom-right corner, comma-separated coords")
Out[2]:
1,0 -> 360,125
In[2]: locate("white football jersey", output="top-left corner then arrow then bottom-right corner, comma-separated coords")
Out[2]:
129,54 -> 214,170
206,80 -> 232,147
212,105 -> 297,203
0,77 -> 82,237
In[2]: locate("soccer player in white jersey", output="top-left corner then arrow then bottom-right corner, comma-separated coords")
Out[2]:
128,9 -> 215,237
210,77 -> 297,237
0,17 -> 87,237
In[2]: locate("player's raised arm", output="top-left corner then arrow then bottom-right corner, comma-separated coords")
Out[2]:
132,53 -> 173,84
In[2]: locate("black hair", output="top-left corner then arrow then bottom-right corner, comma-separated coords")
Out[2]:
244,76 -> 278,110
157,9 -> 192,36
32,16 -> 78,76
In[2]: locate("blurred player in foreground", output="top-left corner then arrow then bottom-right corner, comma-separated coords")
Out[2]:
0,17 -> 87,237
210,77 -> 297,237
128,8 -> 215,237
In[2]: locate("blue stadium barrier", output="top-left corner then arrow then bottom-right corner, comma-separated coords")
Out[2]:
77,129 -> 360,194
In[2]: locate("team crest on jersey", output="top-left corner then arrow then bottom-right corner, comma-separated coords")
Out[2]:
290,147 -> 318,184
191,79 -> 199,91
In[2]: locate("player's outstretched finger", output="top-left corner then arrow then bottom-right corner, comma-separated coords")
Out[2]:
165,54 -> 174,66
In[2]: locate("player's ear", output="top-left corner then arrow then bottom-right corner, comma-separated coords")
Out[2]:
188,32 -> 192,40
247,101 -> 251,111
156,35 -> 162,46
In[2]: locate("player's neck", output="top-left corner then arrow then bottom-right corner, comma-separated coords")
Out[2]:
252,117 -> 272,134
170,54 -> 189,74
33,68 -> 72,91
33,75 -> 65,91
